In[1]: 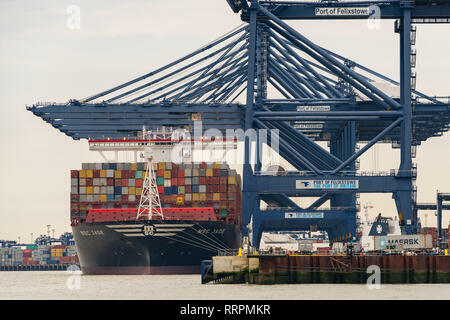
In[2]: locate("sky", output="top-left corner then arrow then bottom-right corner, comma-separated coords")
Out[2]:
0,0 -> 449,243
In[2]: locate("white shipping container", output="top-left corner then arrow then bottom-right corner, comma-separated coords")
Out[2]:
373,234 -> 432,250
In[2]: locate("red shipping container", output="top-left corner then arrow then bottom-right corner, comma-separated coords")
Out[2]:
219,177 -> 227,185
136,179 -> 143,187
122,171 -> 129,179
178,177 -> 185,185
86,178 -> 93,186
206,185 -> 213,193
93,170 -> 100,178
171,178 -> 178,186
121,195 -> 129,202
212,185 -> 219,193
213,169 -> 220,176
115,179 -> 122,187
178,170 -> 185,178
185,185 -> 192,193
157,169 -> 164,177
206,193 -> 213,201
219,185 -> 227,193
212,177 -> 219,184
172,163 -> 179,171
199,177 -> 206,184
172,169 -> 178,178
200,162 -> 207,169
71,170 -> 79,178
107,178 -> 114,186
122,179 -> 128,187
157,186 -> 164,194
206,177 -> 213,184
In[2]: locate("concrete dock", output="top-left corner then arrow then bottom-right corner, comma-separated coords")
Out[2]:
203,254 -> 450,284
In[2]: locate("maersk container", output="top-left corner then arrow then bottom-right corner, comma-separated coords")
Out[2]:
373,234 -> 433,250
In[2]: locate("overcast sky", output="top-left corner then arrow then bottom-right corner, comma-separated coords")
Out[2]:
0,0 -> 449,243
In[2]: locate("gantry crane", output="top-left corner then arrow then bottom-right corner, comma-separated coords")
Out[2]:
28,0 -> 450,248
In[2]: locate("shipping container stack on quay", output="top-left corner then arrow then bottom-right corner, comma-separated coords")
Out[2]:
0,244 -> 79,270
27,0 -> 450,277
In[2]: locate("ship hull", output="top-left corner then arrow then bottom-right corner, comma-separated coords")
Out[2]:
72,220 -> 241,275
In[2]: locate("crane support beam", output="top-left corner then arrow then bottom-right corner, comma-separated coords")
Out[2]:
238,1 -> 450,20
254,175 -> 412,194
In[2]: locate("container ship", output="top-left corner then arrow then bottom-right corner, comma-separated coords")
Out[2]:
70,160 -> 242,274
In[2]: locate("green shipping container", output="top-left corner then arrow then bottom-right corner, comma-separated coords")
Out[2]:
157,177 -> 164,186
178,186 -> 185,194
26,245 -> 37,250
220,209 -> 228,217
136,171 -> 143,179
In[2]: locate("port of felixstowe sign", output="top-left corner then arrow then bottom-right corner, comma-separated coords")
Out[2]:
296,180 -> 359,189
315,7 -> 371,16
285,212 -> 324,219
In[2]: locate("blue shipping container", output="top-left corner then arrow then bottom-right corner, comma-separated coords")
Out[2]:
114,187 -> 122,195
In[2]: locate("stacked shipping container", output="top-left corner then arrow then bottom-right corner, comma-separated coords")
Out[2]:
70,162 -> 242,224
421,227 -> 449,248
0,247 -> 22,266
0,245 -> 78,266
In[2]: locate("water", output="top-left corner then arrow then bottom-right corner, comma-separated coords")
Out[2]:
0,271 -> 449,299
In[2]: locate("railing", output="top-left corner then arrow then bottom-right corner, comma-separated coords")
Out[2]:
261,206 -> 359,212
255,169 -> 415,177
416,96 -> 450,104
